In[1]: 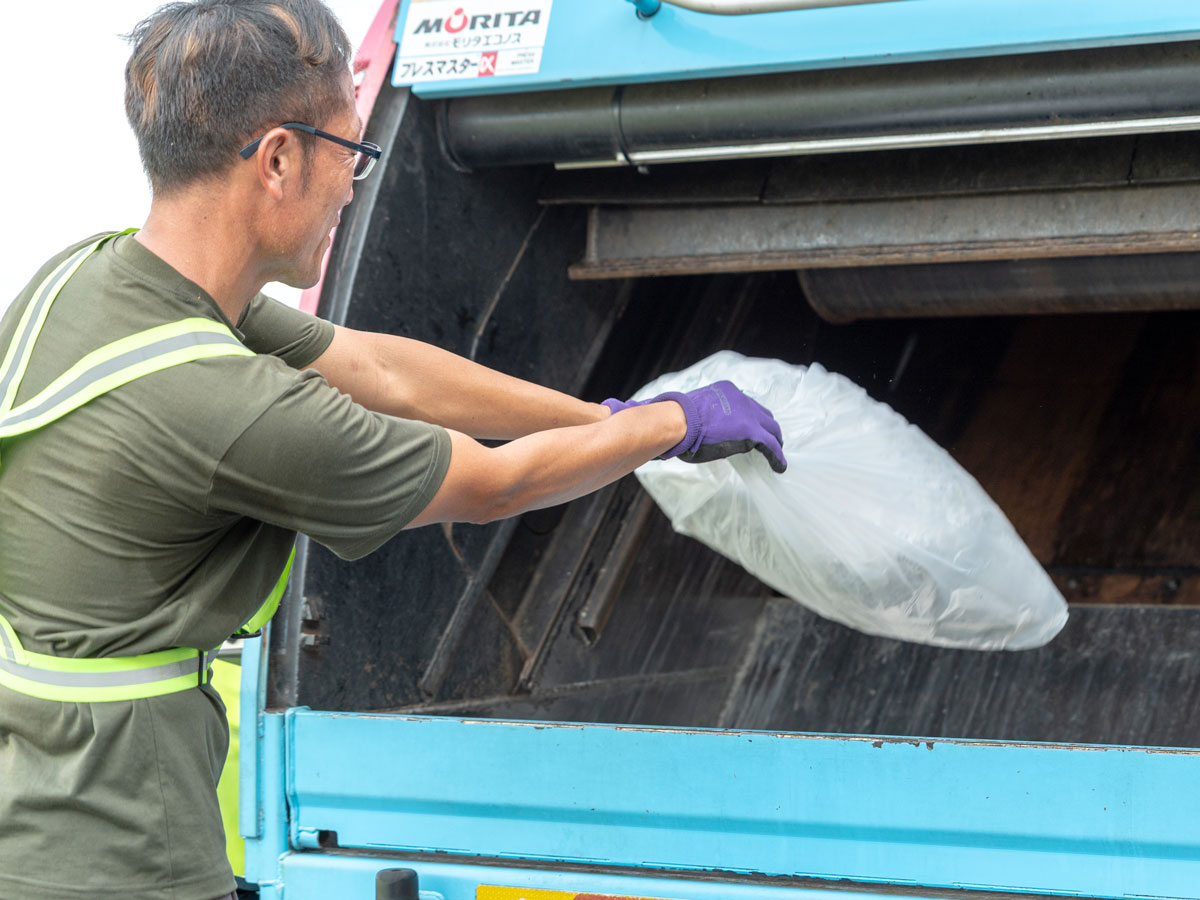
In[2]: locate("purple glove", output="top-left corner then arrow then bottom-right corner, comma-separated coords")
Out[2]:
604,381 -> 787,473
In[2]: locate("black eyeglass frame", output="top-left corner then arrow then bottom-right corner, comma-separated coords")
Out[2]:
239,122 -> 382,180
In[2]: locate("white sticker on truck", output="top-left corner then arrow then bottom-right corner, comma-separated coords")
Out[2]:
396,0 -> 553,84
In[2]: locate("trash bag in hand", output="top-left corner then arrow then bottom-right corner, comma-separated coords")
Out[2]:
632,351 -> 1068,651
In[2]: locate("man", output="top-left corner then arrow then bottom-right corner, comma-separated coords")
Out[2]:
0,2 -> 785,898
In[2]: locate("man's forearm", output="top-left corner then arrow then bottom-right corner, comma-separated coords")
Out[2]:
406,401 -> 688,529
405,377 -> 787,529
313,326 -> 608,438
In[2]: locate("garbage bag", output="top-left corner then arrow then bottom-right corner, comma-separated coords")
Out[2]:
632,351 -> 1068,650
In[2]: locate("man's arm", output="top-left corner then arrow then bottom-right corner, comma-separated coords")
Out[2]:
305,323 -> 787,530
306,324 -> 608,439
407,376 -> 787,528
406,401 -> 688,527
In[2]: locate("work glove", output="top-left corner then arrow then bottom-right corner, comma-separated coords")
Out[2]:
603,380 -> 787,473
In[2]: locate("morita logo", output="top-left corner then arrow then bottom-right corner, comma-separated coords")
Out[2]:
396,0 -> 550,84
414,7 -> 542,34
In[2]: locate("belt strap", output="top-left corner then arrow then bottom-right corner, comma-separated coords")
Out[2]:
0,545 -> 292,702
0,613 -> 219,703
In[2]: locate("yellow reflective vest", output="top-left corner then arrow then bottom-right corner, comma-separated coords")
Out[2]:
0,231 -> 293,702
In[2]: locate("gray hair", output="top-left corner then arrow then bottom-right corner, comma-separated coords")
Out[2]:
124,0 -> 352,194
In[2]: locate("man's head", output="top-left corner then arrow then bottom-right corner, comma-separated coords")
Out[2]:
126,0 -> 364,290
124,0 -> 352,195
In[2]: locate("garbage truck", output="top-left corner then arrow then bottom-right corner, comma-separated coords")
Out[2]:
236,1 -> 1200,896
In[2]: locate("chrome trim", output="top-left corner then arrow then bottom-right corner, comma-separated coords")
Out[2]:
555,114 -> 1200,169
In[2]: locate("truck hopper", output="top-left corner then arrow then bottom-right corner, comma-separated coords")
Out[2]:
240,5 -> 1200,897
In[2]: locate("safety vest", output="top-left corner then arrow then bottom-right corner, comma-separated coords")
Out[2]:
0,231 -> 294,702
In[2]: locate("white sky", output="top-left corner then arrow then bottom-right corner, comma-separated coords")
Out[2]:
0,0 -> 386,315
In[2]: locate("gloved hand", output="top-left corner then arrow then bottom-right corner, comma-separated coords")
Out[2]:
603,380 -> 787,473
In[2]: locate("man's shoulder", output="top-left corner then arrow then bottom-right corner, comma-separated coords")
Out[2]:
31,232 -> 123,289
2,232 -> 120,333
239,292 -> 335,368
135,347 -> 320,431
4,230 -> 339,455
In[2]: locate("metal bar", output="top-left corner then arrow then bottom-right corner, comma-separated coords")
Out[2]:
265,536 -> 309,709
657,0 -> 906,13
278,852 -> 925,900
570,182 -> 1200,279
575,493 -> 657,645
242,711 -> 289,894
557,114 -> 1200,169
238,632 -> 266,842
279,851 -> 1042,899
799,254 -> 1200,321
418,518 -> 521,700
444,41 -> 1200,169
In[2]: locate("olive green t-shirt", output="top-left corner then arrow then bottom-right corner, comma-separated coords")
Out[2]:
0,234 -> 451,900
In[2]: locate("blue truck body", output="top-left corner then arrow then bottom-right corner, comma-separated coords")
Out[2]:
392,0 -> 1200,98
240,636 -> 1200,898
241,2 -> 1200,896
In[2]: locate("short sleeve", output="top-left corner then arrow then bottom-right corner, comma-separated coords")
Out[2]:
207,370 -> 452,560
237,293 -> 336,367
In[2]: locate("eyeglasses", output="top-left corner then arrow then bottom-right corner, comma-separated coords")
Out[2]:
239,122 -> 383,181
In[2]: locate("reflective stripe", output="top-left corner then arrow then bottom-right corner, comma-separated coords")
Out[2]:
0,246 -> 94,415
0,613 -> 23,664
0,322 -> 251,437
0,615 -> 220,703
236,546 -> 296,637
0,245 -> 95,411
1,651 -> 200,686
0,231 -> 136,419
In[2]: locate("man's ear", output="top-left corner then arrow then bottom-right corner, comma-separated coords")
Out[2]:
253,127 -> 303,201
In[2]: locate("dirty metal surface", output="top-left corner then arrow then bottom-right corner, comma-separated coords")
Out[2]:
278,82 -> 629,712
720,600 -> 1200,745
284,77 -> 1199,754
400,586 -> 1200,746
540,134 -> 1191,209
290,253 -> 1200,745
369,302 -> 1198,747
950,312 -> 1200,573
571,183 -> 1200,280
539,161 -> 772,207
1052,572 -> 1200,605
440,38 -> 1200,161
552,133 -> 1200,314
273,847 -> 1135,900
800,253 -> 1200,320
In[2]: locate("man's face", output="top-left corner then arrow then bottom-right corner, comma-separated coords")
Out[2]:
281,75 -> 361,288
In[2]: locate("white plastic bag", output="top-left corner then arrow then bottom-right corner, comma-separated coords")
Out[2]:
633,351 -> 1068,651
